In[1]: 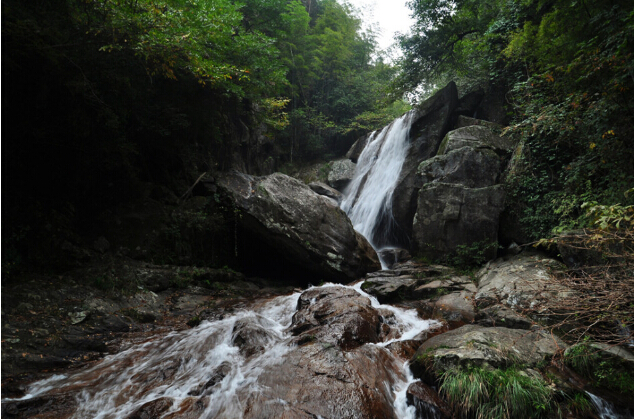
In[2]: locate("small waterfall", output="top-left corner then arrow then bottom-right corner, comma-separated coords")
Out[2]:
587,392 -> 634,419
341,111 -> 414,259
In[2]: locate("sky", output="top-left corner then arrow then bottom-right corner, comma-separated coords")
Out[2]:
345,0 -> 415,53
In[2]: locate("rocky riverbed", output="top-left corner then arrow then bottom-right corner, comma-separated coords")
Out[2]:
3,249 -> 634,418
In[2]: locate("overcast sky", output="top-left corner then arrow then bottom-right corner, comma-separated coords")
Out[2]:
345,0 -> 414,53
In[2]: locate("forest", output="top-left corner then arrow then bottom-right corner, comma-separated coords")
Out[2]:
3,0 -> 633,271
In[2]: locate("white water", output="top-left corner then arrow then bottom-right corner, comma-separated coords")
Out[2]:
341,110 -> 414,258
587,392 -> 633,419
5,285 -> 439,419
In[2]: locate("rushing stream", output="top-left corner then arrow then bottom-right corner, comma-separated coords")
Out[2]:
5,283 -> 440,418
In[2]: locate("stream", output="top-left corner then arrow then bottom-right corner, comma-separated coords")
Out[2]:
4,282 -> 440,418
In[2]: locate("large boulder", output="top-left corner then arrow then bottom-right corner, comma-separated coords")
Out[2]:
216,171 -> 380,283
327,159 -> 356,191
473,251 -> 575,329
411,125 -> 518,261
244,342 -> 402,419
243,286 -> 405,418
389,82 -> 460,246
418,147 -> 502,188
290,286 -> 384,350
474,82 -> 510,125
474,251 -> 570,310
410,324 -> 567,377
418,125 -> 516,189
412,183 -> 505,261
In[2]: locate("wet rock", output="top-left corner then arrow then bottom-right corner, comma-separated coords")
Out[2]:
412,276 -> 474,298
11,353 -> 73,373
217,171 -> 380,283
386,340 -> 421,359
346,132 -> 372,163
308,181 -> 344,203
62,327 -> 109,352
412,276 -> 476,325
243,394 -> 319,419
127,397 -> 173,419
232,315 -> 280,357
245,343 -> 401,419
412,183 -> 505,261
291,286 -> 382,350
410,324 -> 567,378
98,313 -> 134,333
327,159 -> 356,191
162,397 -> 207,419
188,362 -> 232,396
377,248 -> 411,269
384,262 -> 455,279
361,275 -> 419,303
406,381 -> 452,419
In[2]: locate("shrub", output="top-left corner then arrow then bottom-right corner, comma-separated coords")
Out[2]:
439,366 -> 556,419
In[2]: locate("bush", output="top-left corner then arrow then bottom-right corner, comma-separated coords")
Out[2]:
440,366 -> 556,419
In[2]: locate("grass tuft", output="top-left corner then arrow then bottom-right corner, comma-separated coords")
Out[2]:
439,367 -> 556,419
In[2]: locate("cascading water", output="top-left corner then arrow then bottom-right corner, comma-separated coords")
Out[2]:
341,110 -> 415,267
3,285 -> 439,419
587,392 -> 634,419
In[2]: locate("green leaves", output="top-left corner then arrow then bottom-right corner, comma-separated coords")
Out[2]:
75,0 -> 285,98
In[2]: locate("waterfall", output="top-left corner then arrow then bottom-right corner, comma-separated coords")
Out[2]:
587,392 -> 634,419
341,110 -> 414,261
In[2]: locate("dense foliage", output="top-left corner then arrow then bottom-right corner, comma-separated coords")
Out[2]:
399,0 -> 634,237
1,0 -> 405,272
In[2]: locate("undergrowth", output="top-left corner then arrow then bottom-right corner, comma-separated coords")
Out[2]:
439,366 -> 557,419
564,343 -> 634,395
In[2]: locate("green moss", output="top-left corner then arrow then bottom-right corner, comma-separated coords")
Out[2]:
439,366 -> 556,419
